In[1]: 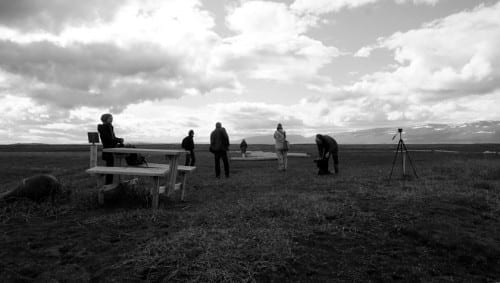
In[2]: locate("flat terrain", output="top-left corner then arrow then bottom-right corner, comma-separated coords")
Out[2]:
0,144 -> 499,282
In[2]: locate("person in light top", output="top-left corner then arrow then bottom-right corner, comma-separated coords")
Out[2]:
273,123 -> 288,171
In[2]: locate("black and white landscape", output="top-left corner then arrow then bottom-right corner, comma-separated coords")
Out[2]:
0,0 -> 499,282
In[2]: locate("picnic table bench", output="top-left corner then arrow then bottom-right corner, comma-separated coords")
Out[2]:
86,166 -> 168,209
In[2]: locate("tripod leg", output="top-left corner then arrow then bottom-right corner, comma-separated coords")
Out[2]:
401,141 -> 406,176
401,141 -> 419,178
389,140 -> 402,180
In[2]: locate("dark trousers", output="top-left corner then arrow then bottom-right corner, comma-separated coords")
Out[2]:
330,152 -> 339,173
214,151 -> 229,177
316,158 -> 330,175
185,150 -> 196,166
103,155 -> 114,184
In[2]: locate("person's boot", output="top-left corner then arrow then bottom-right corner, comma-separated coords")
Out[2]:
334,164 -> 339,174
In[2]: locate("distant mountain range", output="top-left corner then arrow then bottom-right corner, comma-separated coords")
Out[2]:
244,121 -> 500,144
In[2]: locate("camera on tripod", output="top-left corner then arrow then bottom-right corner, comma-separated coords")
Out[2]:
389,127 -> 418,181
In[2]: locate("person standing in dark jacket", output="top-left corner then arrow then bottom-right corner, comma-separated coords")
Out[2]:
97,113 -> 124,184
315,134 -> 339,174
210,122 -> 230,178
240,139 -> 248,158
181,130 -> 195,166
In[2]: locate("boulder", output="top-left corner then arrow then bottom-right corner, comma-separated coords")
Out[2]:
0,174 -> 63,203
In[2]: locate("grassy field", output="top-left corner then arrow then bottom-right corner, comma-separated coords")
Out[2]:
0,144 -> 499,282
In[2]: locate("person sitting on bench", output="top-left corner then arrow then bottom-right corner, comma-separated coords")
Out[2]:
97,113 -> 124,184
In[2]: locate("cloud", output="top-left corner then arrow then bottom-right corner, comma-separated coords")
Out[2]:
0,0 -> 122,32
118,100 -> 345,142
220,1 -> 339,82
0,0 -> 345,143
292,0 -> 377,14
311,2 -> 500,127
0,39 -> 240,112
0,0 -> 240,112
395,0 -> 439,6
364,2 -> 500,99
0,0 -> 338,114
354,46 -> 375,57
291,0 -> 439,14
209,102 -> 299,135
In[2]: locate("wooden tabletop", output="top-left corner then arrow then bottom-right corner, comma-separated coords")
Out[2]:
103,148 -> 186,156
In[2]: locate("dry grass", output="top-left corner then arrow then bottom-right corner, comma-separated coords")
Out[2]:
0,144 -> 499,282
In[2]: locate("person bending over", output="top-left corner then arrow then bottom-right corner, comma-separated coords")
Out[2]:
315,134 -> 339,174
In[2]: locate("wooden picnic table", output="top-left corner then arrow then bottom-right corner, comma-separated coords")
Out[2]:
87,166 -> 169,209
103,148 -> 186,195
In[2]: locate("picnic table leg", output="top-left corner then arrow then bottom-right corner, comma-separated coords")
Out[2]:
181,172 -> 187,201
90,144 -> 98,168
112,154 -> 123,186
165,155 -> 179,196
97,174 -> 105,205
152,176 -> 160,209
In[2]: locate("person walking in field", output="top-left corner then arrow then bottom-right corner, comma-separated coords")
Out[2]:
315,134 -> 339,174
181,129 -> 196,166
240,139 -> 248,158
210,122 -> 230,178
274,123 -> 288,171
97,113 -> 124,184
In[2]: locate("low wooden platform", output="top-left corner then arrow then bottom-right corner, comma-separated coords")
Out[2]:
231,151 -> 310,161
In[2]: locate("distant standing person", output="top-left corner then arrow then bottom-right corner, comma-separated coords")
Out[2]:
315,134 -> 339,174
240,139 -> 248,158
181,130 -> 195,166
273,123 -> 288,171
210,122 -> 230,178
97,113 -> 124,184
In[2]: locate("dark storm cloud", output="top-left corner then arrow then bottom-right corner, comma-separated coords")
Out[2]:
0,39 -> 236,111
0,40 -> 180,85
0,0 -> 122,32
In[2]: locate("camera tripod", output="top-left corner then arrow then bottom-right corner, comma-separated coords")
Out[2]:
389,129 -> 418,180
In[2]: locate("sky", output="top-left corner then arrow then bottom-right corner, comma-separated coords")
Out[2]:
0,0 -> 499,144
